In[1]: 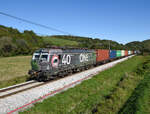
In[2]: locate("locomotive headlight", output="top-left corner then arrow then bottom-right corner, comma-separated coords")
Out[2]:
34,72 -> 37,75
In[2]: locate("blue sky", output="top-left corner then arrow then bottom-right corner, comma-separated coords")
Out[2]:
0,0 -> 150,44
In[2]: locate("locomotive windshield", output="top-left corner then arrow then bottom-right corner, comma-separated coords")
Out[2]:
32,53 -> 40,60
41,54 -> 48,61
35,55 -> 40,59
39,53 -> 49,61
32,51 -> 49,62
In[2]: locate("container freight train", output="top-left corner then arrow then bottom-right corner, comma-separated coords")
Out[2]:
29,48 -> 135,81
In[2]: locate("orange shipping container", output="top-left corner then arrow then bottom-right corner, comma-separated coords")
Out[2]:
96,49 -> 109,62
125,50 -> 128,56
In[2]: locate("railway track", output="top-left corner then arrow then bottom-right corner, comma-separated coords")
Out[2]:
0,70 -> 92,99
0,71 -> 87,99
0,80 -> 36,93
0,63 -> 99,99
0,65 -> 101,99
0,81 -> 45,99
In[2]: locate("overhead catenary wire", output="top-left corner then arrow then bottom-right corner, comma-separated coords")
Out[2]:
0,11 -> 72,35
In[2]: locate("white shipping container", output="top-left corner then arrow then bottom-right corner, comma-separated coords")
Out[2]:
128,51 -> 131,55
121,50 -> 125,56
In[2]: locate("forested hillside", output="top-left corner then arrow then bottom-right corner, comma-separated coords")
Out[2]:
126,40 -> 150,53
0,25 -> 149,56
47,35 -> 126,49
0,25 -> 44,56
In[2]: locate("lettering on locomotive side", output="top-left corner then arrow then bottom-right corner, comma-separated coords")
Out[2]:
79,53 -> 89,62
62,54 -> 71,65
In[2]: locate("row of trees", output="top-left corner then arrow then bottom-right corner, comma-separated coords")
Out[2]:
0,25 -> 149,57
0,25 -> 44,56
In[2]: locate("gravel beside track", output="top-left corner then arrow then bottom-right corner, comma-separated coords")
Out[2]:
0,55 -> 134,114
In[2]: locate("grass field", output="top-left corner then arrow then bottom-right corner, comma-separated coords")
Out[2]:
43,37 -> 79,47
137,74 -> 150,114
20,56 -> 150,114
118,61 -> 150,114
0,56 -> 31,88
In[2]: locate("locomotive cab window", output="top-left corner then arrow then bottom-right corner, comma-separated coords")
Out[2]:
32,53 -> 40,60
40,54 -> 48,61
35,55 -> 40,59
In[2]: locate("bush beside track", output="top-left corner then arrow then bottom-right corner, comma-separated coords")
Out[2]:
20,56 -> 150,114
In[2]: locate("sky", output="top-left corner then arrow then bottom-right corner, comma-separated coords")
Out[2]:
0,0 -> 150,44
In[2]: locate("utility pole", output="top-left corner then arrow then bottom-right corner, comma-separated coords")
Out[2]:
109,40 -> 110,50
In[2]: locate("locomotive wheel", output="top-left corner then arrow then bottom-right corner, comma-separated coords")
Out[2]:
85,66 -> 88,70
43,77 -> 48,82
59,72 -> 65,77
38,77 -> 43,82
73,69 -> 77,73
81,67 -> 85,71
68,70 -> 73,74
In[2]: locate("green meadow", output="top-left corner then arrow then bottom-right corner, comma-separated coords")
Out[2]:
0,56 -> 31,88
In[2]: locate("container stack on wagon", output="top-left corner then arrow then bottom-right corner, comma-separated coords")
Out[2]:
131,51 -> 134,54
116,50 -> 121,57
134,51 -> 136,54
109,50 -> 116,59
96,49 -> 109,64
125,50 -> 128,56
128,51 -> 131,55
121,50 -> 125,57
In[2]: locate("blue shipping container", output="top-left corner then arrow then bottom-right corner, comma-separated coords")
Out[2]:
109,50 -> 116,59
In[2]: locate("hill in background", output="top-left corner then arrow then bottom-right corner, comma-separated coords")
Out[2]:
0,25 -> 149,57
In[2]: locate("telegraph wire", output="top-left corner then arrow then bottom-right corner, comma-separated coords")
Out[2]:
0,11 -> 72,35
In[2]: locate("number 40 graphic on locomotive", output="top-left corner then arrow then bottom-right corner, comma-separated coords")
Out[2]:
62,54 -> 72,65
51,53 -> 89,67
61,53 -> 89,65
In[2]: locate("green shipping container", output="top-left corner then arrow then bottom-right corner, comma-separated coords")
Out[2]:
116,50 -> 121,57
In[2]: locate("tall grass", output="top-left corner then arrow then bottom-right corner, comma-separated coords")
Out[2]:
0,56 -> 31,88
118,61 -> 150,114
20,56 -> 146,114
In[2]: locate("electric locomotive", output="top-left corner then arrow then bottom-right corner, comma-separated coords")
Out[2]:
28,48 -> 96,81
